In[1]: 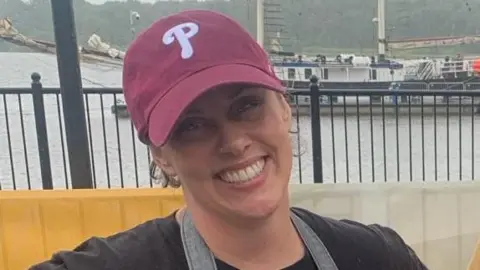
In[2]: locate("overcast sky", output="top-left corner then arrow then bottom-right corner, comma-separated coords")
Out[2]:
84,0 -> 213,4
8,0 -> 214,4
85,0 -> 159,4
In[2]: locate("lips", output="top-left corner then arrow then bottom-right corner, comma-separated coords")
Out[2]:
217,158 -> 266,184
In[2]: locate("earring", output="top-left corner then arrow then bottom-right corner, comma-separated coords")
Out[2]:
170,175 -> 181,188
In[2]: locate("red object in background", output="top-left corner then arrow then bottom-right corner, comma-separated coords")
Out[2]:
472,59 -> 480,75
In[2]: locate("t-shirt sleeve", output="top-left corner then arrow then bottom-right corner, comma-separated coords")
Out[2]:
292,207 -> 428,270
333,218 -> 429,269
28,218 -> 171,270
29,237 -> 123,270
365,222 -> 428,270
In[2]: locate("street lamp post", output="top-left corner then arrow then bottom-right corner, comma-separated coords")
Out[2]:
129,11 -> 140,40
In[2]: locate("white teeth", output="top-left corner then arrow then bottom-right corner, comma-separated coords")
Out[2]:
219,158 -> 265,184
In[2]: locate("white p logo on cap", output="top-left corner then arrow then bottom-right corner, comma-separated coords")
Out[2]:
162,22 -> 199,59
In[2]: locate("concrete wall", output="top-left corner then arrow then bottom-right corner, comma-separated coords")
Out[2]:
0,182 -> 479,270
291,182 -> 480,270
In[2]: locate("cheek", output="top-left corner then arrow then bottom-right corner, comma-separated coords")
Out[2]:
257,108 -> 292,154
264,105 -> 293,170
171,145 -> 214,182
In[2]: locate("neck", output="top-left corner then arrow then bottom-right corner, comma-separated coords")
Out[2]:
182,198 -> 304,269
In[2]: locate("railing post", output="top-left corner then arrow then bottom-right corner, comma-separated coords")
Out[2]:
309,75 -> 323,183
50,0 -> 93,188
31,72 -> 53,189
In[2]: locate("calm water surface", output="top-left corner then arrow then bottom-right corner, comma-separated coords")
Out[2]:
1,53 -> 479,189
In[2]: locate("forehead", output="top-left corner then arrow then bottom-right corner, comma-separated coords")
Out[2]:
184,84 -> 265,113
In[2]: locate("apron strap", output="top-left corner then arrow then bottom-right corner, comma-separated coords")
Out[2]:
179,210 -> 218,270
179,209 -> 338,270
290,210 -> 339,270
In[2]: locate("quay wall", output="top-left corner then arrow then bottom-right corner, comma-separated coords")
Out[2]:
292,104 -> 480,116
0,182 -> 479,270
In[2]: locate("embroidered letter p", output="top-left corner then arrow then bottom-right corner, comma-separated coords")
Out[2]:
162,22 -> 199,59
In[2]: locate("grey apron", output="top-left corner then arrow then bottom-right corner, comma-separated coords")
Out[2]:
179,209 -> 338,270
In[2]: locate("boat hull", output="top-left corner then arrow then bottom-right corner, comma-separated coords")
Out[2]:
290,100 -> 480,117
283,77 -> 480,90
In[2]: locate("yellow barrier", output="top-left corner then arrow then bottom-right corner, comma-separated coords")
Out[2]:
0,188 -> 184,270
469,239 -> 480,270
1,183 -> 480,270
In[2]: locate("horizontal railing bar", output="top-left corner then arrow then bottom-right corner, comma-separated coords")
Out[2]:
289,89 -> 480,96
4,87 -> 480,97
0,88 -> 124,94
0,88 -> 32,94
312,103 -> 479,108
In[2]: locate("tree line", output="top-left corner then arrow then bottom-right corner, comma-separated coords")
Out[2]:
1,0 -> 480,54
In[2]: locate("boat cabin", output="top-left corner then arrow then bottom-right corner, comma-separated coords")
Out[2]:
440,55 -> 475,79
271,53 -> 405,85
406,55 -> 480,81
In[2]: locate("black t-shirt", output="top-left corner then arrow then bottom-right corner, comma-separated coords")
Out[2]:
30,207 -> 428,270
215,251 -> 316,269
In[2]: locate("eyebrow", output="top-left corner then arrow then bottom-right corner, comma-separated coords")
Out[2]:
228,87 -> 247,99
183,86 -> 250,115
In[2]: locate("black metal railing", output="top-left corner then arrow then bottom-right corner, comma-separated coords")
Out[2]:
1,74 -> 479,189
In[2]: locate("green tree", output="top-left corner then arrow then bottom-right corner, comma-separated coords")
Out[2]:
1,0 -> 480,54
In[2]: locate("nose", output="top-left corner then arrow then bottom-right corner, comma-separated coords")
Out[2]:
218,123 -> 251,156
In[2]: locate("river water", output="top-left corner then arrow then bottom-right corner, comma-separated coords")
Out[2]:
1,53 -> 479,190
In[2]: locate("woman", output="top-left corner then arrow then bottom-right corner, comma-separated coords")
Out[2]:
31,10 -> 427,270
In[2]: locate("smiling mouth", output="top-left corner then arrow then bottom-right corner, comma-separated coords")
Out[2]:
216,157 -> 266,184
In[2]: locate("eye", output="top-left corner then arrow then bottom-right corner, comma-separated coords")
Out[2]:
170,116 -> 216,144
231,95 -> 264,116
174,117 -> 206,135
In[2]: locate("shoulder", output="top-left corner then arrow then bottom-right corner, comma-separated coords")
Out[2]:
292,207 -> 428,270
29,212 -> 186,270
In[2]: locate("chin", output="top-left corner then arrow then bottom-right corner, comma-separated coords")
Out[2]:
242,198 -> 281,219
225,185 -> 288,221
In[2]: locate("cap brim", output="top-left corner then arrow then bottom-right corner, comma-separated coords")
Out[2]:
148,63 -> 285,146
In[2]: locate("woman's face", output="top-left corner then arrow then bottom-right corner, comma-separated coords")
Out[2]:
152,85 -> 292,220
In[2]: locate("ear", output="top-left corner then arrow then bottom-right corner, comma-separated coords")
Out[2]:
150,147 -> 176,177
280,94 -> 292,123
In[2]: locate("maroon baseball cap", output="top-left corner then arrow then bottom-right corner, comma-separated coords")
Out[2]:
123,9 -> 285,146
